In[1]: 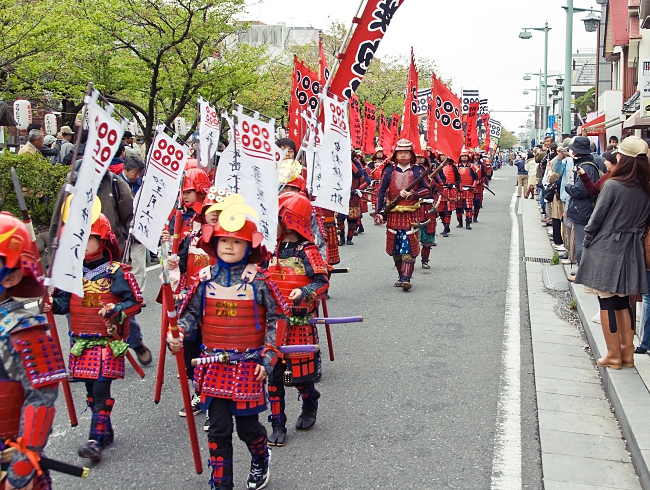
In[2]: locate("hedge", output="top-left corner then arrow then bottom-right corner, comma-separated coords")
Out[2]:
0,151 -> 70,226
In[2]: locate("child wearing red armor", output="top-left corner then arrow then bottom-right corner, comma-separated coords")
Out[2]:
0,213 -> 64,490
456,151 -> 479,230
172,196 -> 285,490
50,213 -> 142,461
267,193 -> 329,446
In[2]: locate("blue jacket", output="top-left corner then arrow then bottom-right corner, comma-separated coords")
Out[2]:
514,159 -> 527,174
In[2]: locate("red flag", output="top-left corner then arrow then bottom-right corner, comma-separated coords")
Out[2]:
390,112 -> 400,150
400,48 -> 421,154
349,95 -> 363,149
466,101 -> 479,149
481,114 -> 491,150
428,74 -> 463,162
319,36 -> 330,85
329,0 -> 406,100
379,110 -> 391,151
363,101 -> 377,154
288,56 -> 320,147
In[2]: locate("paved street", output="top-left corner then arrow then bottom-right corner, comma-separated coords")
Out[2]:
46,166 -> 546,488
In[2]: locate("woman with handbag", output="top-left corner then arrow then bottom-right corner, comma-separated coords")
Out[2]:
575,136 -> 650,370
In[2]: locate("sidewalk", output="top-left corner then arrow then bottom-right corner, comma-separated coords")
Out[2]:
519,195 -> 642,489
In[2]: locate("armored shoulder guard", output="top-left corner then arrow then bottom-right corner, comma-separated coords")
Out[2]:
110,262 -> 144,304
257,268 -> 291,316
303,244 -> 329,275
4,308 -> 66,389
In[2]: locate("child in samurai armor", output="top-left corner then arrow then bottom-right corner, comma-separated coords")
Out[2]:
171,196 -> 286,490
456,150 -> 479,230
471,151 -> 487,222
49,213 -> 142,461
0,213 -> 65,490
267,192 -> 329,446
438,158 -> 462,237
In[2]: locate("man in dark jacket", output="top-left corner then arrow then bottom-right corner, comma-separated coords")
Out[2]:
564,136 -> 600,265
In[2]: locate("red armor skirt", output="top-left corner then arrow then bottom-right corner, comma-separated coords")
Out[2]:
68,345 -> 125,380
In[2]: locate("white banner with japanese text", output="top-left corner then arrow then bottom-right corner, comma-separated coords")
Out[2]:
132,126 -> 189,252
199,97 -> 220,169
313,95 -> 352,214
48,92 -> 126,296
215,110 -> 282,250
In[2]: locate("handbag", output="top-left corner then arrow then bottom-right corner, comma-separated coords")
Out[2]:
543,183 -> 557,202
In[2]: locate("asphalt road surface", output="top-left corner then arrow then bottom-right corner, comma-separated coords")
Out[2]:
46,164 -> 542,489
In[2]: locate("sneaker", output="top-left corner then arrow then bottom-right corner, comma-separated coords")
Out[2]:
133,344 -> 152,366
554,245 -> 566,252
179,393 -> 202,417
561,259 -> 576,265
421,261 -> 430,269
203,411 -> 210,432
247,452 -> 270,490
78,440 -> 103,461
558,254 -> 568,260
592,313 -> 601,324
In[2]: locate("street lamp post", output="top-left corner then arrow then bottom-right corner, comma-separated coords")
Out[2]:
562,2 -> 601,137
520,21 -> 551,138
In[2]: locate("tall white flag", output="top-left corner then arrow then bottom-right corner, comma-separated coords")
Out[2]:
132,126 -> 189,252
199,96 -> 220,169
47,92 -> 126,296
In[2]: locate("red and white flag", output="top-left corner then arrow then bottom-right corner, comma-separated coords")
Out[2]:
379,109 -> 391,151
466,101 -> 479,149
288,57 -> 320,147
427,74 -> 463,162
349,95 -> 363,150
329,0 -> 406,100
400,48 -> 421,154
363,101 -> 376,155
390,112 -> 400,151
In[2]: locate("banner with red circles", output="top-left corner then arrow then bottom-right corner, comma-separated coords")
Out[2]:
199,97 -> 220,170
48,92 -> 127,296
132,126 -> 189,252
313,95 -> 352,215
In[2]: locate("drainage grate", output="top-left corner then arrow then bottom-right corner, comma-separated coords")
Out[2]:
522,256 -> 552,263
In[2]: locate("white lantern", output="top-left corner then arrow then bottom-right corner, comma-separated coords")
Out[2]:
13,99 -> 32,130
44,113 -> 58,135
134,113 -> 145,137
173,116 -> 187,136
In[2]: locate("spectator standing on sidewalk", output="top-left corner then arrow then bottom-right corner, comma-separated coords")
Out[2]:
575,136 -> 650,370
564,137 -> 600,266
524,151 -> 537,198
515,153 -> 528,197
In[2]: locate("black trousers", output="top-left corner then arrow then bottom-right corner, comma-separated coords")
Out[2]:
206,397 -> 266,446
552,218 -> 563,245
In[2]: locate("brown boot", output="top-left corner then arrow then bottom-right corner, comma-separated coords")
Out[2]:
617,309 -> 635,368
597,310 -> 622,370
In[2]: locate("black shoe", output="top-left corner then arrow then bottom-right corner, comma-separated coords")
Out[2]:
472,217 -> 477,223
432,242 -> 437,246
456,222 -> 463,228
101,427 -> 114,448
466,222 -> 472,230
394,280 -> 403,287
133,344 -> 152,366
346,238 -> 354,245
357,226 -> 364,234
267,414 -> 287,447
246,451 -> 270,489
78,440 -> 103,461
353,230 -> 359,236
441,229 -> 449,237
634,346 -> 648,354
179,393 -> 202,417
296,390 -> 320,431
338,234 -> 345,246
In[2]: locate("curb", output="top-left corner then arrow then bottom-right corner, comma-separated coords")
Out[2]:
569,278 -> 650,490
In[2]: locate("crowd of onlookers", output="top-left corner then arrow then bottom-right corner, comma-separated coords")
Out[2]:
515,133 -> 650,373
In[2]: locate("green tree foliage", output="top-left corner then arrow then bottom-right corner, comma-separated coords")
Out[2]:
574,87 -> 595,119
498,127 -> 519,149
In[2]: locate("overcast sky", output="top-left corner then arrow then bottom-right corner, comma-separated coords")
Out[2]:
243,0 -> 600,135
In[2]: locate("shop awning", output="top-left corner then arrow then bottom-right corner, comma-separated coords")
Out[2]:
623,110 -> 650,129
581,114 -> 606,135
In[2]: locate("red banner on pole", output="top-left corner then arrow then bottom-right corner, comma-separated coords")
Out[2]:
288,56 -> 320,147
379,109 -> 391,151
363,101 -> 377,154
329,0 -> 406,100
390,112 -> 400,150
400,48 -> 421,154
349,94 -> 363,149
481,114 -> 490,150
466,101 -> 479,149
427,74 -> 463,162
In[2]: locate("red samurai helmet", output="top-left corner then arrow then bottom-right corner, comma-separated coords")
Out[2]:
182,168 -> 211,195
390,139 -> 416,164
278,192 -> 314,242
0,212 -> 43,297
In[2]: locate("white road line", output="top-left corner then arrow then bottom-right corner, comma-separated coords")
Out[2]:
490,192 -> 522,489
25,263 -> 162,310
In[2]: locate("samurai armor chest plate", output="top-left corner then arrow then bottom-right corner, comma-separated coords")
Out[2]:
387,168 -> 415,203
0,380 -> 25,439
69,278 -> 122,337
10,323 -> 66,388
268,258 -> 312,299
68,345 -> 125,380
458,167 -> 474,187
202,274 -> 266,352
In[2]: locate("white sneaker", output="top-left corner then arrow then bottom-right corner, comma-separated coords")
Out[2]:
592,312 -> 601,324
561,259 -> 576,265
554,245 -> 566,251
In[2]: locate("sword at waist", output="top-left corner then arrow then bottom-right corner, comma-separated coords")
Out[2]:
309,316 -> 363,325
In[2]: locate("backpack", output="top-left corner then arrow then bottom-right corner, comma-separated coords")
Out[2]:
579,162 -> 604,179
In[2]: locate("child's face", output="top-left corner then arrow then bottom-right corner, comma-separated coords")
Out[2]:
183,190 -> 198,206
217,237 -> 248,263
85,236 -> 101,256
281,146 -> 295,160
204,210 -> 220,225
